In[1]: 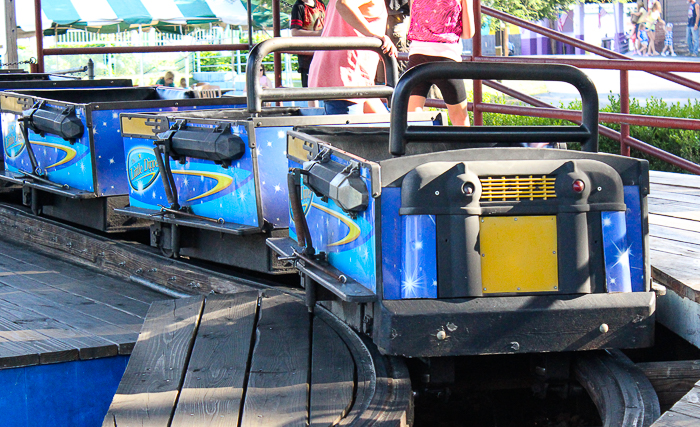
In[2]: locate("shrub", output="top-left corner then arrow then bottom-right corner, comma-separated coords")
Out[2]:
479,93 -> 700,172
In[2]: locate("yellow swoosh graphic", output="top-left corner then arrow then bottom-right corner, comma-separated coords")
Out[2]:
6,138 -> 23,152
310,202 -> 361,247
29,141 -> 77,169
136,171 -> 157,182
173,170 -> 234,202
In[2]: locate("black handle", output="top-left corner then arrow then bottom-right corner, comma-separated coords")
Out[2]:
23,103 -> 84,141
153,143 -> 180,210
246,37 -> 398,113
157,123 -> 245,168
287,168 -> 315,255
389,62 -> 599,156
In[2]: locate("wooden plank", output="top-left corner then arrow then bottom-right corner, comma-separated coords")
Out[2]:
0,204 -> 261,296
650,214 -> 700,235
651,236 -> 700,258
104,296 -> 204,427
651,411 -> 700,426
650,170 -> 700,189
309,316 -> 354,427
651,182 -> 700,196
651,250 -> 700,284
651,223 -> 700,246
0,281 -> 128,357
240,291 -> 310,427
669,386 -> 700,420
637,361 -> 700,408
0,242 -> 170,306
0,296 -> 87,365
0,264 -> 146,335
171,292 -> 260,427
650,202 -> 700,222
0,252 -> 152,319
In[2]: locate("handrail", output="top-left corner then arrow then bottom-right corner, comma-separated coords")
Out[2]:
26,0 -> 700,172
245,37 -> 398,113
448,2 -> 700,173
390,62 -> 599,155
482,5 -> 700,93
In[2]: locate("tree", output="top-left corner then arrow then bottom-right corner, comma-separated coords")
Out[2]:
483,0 -> 581,25
483,0 -> 583,55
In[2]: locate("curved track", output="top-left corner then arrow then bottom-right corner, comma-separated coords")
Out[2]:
574,350 -> 660,427
0,199 -> 660,426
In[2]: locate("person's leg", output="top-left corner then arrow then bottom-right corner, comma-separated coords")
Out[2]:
363,98 -> 389,113
446,101 -> 470,126
408,95 -> 427,112
693,27 -> 700,55
300,66 -> 309,88
405,55 -> 433,113
687,26 -> 693,55
435,74 -> 470,126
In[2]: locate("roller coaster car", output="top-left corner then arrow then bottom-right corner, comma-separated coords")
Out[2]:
114,38 -> 439,273
0,87 -> 246,232
268,62 -> 655,358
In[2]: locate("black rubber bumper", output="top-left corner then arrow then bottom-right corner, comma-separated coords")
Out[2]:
374,292 -> 655,357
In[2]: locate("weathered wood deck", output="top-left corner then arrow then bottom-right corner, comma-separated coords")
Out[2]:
0,170 -> 699,425
649,170 -> 700,345
0,238 -> 172,367
102,291 -> 411,427
647,170 -> 700,426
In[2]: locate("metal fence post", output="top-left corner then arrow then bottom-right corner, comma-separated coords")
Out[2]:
620,70 -> 630,156
472,0 -> 483,126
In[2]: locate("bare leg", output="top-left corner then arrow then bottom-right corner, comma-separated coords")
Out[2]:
447,100 -> 470,126
363,98 -> 389,113
649,31 -> 658,54
408,95 -> 426,112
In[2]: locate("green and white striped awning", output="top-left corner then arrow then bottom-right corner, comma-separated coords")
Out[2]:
15,0 -> 279,34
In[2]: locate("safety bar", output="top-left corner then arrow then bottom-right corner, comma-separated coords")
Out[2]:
22,102 -> 84,142
246,37 -> 398,113
389,62 -> 599,156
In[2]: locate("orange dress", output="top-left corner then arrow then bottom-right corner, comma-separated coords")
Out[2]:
307,0 -> 387,99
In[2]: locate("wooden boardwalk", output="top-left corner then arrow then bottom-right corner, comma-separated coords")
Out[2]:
102,291 -> 411,427
648,170 -> 700,426
649,170 -> 700,302
0,237 -> 172,367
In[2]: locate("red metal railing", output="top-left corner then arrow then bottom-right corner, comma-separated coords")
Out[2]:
422,1 -> 700,173
27,0 -> 700,172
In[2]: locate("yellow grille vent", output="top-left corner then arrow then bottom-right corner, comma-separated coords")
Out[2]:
480,175 -> 556,201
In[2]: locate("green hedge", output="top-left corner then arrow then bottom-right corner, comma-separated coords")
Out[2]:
478,93 -> 700,173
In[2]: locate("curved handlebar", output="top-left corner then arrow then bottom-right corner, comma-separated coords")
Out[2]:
246,37 -> 399,113
389,62 -> 599,155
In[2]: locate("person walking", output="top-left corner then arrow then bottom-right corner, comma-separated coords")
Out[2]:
646,1 -> 663,55
630,0 -> 647,55
290,0 -> 326,88
662,23 -> 677,56
688,0 -> 699,55
308,0 -> 397,114
406,0 -> 475,126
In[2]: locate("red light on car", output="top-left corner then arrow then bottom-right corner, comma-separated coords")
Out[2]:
572,179 -> 585,193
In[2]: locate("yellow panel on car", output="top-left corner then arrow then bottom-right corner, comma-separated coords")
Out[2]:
480,216 -> 558,294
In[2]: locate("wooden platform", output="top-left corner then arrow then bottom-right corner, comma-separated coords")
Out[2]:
102,290 -> 411,427
648,171 -> 700,350
0,237 -> 172,368
650,379 -> 700,426
648,171 -> 700,424
649,170 -> 700,299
